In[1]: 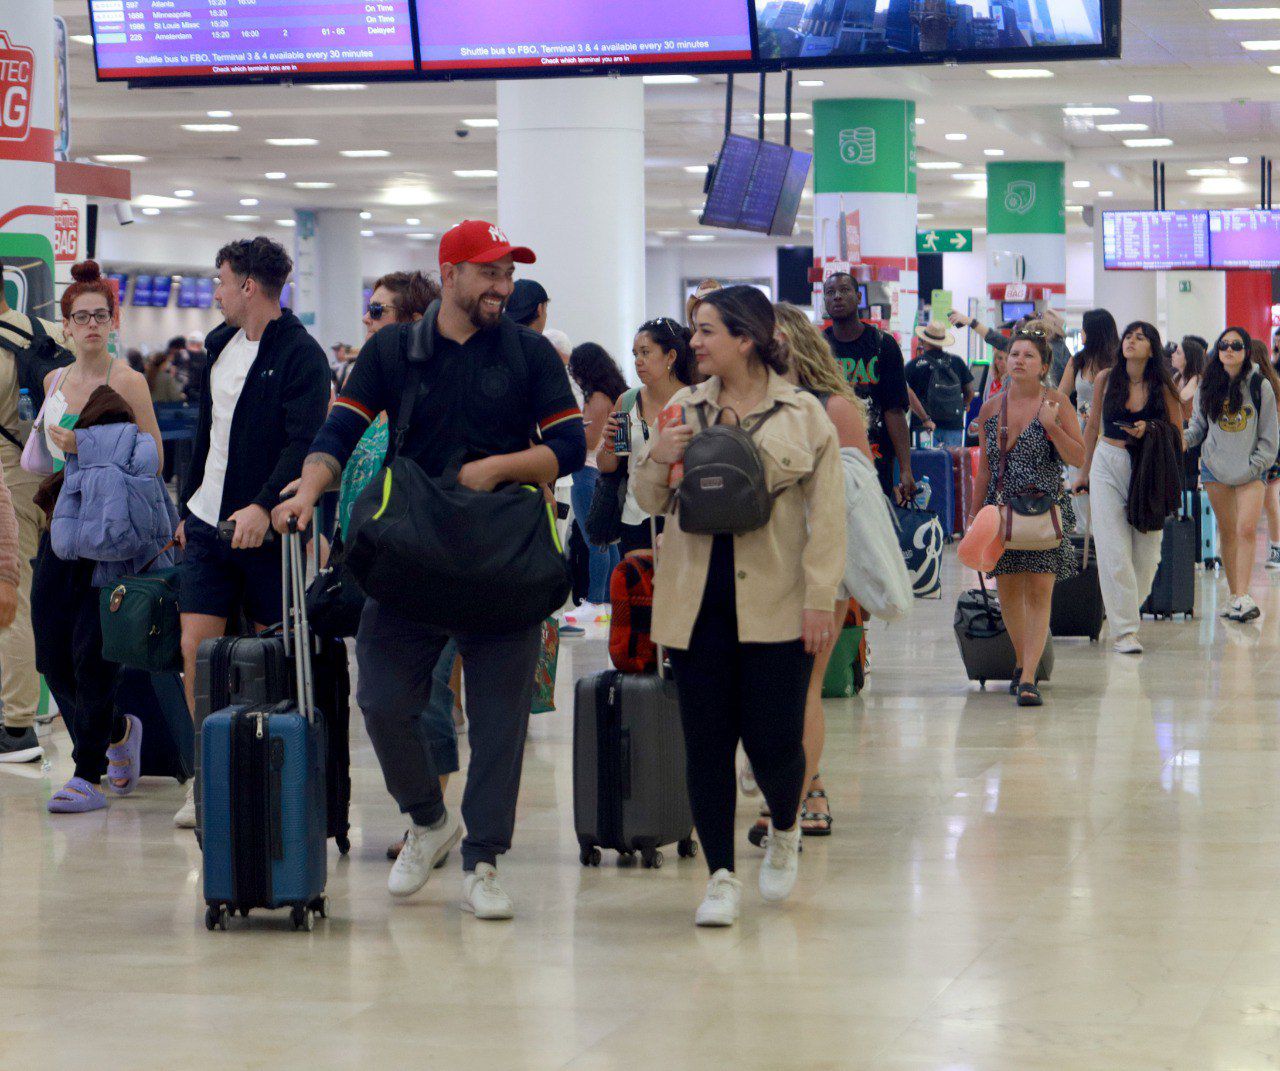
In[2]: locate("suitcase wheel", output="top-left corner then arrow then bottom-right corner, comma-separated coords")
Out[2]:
616,850 -> 637,867
641,849 -> 664,870
291,903 -> 315,932
337,835 -> 351,856
204,904 -> 229,932
309,896 -> 329,920
579,846 -> 602,867
677,838 -> 699,860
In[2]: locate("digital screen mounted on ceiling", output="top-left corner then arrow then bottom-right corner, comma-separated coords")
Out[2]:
701,134 -> 813,236
754,0 -> 1120,70
415,0 -> 756,77
88,0 -> 417,84
1208,210 -> 1280,271
1101,211 -> 1211,272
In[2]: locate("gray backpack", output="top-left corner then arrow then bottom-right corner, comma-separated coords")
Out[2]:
677,404 -> 785,535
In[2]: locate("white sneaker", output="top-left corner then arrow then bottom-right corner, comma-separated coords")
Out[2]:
738,761 -> 760,797
174,784 -> 196,829
566,601 -> 605,623
1221,597 -> 1243,619
1232,594 -> 1262,623
759,822 -> 801,902
695,869 -> 742,927
1267,546 -> 1280,570
1113,634 -> 1144,655
461,862 -> 514,920
387,813 -> 462,898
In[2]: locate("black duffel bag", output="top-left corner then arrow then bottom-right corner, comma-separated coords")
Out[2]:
345,318 -> 571,635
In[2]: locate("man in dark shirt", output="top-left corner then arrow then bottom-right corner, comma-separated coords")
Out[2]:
275,220 -> 585,921
822,272 -> 915,501
906,321 -> 976,449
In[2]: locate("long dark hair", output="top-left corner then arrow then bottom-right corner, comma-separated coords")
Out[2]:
1104,321 -> 1177,422
1074,308 -> 1119,378
636,316 -> 696,385
1198,327 -> 1256,422
1177,335 -> 1207,384
697,285 -> 787,375
568,342 -> 628,403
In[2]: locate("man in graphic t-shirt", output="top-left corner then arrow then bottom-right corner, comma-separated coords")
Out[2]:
822,272 -> 915,501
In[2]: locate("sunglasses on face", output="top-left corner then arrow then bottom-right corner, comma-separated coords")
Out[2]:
366,301 -> 396,320
70,309 -> 111,325
1220,340 -> 1246,352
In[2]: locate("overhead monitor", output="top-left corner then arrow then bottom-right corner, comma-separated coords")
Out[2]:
151,275 -> 174,308
1209,209 -> 1280,270
196,277 -> 216,309
177,277 -> 199,309
701,134 -> 812,235
89,0 -> 417,84
1001,300 -> 1036,322
755,0 -> 1120,70
131,275 -> 154,307
415,0 -> 757,78
1101,210 -> 1211,271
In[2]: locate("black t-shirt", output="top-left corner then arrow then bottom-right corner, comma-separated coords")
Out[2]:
824,324 -> 910,449
905,351 -> 975,430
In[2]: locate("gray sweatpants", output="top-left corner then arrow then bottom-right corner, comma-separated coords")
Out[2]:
1090,442 -> 1164,639
355,598 -> 543,870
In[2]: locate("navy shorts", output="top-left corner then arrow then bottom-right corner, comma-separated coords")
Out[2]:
178,514 -> 285,628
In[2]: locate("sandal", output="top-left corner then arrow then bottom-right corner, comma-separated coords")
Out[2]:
48,777 -> 108,814
1009,670 -> 1022,696
1016,682 -> 1044,707
106,714 -> 143,796
801,786 -> 833,837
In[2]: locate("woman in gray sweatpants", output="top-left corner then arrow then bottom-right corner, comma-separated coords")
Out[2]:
1075,321 -> 1184,655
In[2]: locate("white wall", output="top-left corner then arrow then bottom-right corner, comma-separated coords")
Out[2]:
1160,271 -> 1226,345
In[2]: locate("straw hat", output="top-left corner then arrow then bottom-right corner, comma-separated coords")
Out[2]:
915,321 -> 957,349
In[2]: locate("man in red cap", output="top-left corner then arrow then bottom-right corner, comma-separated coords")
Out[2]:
276,220 -> 584,920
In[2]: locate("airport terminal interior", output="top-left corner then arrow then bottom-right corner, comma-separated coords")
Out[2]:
6,0 -> 1280,1067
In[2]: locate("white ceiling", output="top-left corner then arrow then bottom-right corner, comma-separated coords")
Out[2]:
52,0 -> 1280,251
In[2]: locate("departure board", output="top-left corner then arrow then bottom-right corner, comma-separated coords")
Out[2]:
1209,209 -> 1280,270
90,0 -> 416,82
1101,211 -> 1211,271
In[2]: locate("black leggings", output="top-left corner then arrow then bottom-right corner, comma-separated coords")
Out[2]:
31,535 -> 123,782
668,536 -> 811,874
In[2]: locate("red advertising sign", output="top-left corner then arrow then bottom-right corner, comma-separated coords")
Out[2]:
54,200 -> 78,262
0,30 -> 34,145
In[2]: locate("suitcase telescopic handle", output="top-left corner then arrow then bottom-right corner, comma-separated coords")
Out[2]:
283,519 -> 315,722
649,514 -> 666,681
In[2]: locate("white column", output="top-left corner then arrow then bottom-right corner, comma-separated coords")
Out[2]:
497,79 -> 645,377
295,208 -> 362,353
1091,203 -> 1158,329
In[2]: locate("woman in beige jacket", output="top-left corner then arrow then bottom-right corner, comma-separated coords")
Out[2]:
634,286 -> 846,928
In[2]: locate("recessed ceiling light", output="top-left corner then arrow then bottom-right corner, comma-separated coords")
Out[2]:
382,186 -> 437,206
952,173 -> 986,181
986,68 -> 1054,79
141,208 -> 161,216
462,118 -> 499,128
684,165 -> 709,174
1231,156 -> 1251,164
656,230 -> 681,237
239,198 -> 259,206
915,117 -> 926,125
134,194 -> 191,209
1066,204 -> 1084,213
453,169 -> 498,178
984,148 -> 1006,156
798,79 -> 825,87
267,137 -> 318,146
1187,168 -> 1230,177
407,232 -> 436,240
361,230 -> 374,237
1125,137 -> 1173,147
340,149 -> 391,158
182,123 -> 239,133
174,189 -> 194,198
70,34 -> 94,45
1242,39 -> 1280,49
688,234 -> 715,242
405,217 -> 421,225
917,213 -> 935,220
918,161 -> 962,170
1268,65 -> 1280,73
94,154 -> 147,163
226,214 -> 259,222
276,219 -> 296,227
309,83 -> 367,91
1072,180 -> 1092,188
1200,176 -> 1250,195
359,211 -> 373,220
1063,106 -> 1119,117
1129,94 -> 1154,103
1211,7 -> 1280,17
1096,123 -> 1149,132
642,74 -> 699,85
264,172 -> 287,180
206,110 -> 233,119
689,208 -> 703,215
1098,190 -> 1114,197
754,112 -> 810,121
945,132 -> 968,141
294,181 -> 335,189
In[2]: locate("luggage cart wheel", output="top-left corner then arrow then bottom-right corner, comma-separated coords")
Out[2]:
677,838 -> 698,859
642,849 -> 663,869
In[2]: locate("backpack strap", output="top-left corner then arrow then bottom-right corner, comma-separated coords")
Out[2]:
1251,370 -> 1263,414
388,316 -> 431,463
617,386 -> 641,414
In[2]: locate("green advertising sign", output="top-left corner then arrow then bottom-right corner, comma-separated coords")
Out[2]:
814,99 -> 916,196
986,161 -> 1066,235
917,229 -> 973,254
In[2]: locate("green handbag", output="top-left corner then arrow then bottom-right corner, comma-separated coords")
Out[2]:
99,543 -> 182,672
821,626 -> 865,699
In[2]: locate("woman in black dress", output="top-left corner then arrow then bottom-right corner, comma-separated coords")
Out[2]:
968,326 -> 1086,706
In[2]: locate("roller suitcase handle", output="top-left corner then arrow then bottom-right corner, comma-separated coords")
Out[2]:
279,520 -> 315,723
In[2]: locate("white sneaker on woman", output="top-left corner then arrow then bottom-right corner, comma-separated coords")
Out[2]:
388,813 -> 461,898
1113,634 -> 1144,655
759,822 -> 801,902
461,863 -> 514,919
695,869 -> 742,927
1231,594 -> 1262,623
174,784 -> 196,829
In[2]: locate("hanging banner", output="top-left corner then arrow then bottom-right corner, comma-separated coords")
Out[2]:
292,209 -> 318,327
53,16 -> 69,161
986,162 -> 1066,236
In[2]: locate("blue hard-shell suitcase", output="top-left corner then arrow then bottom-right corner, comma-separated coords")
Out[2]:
897,447 -> 957,538
200,528 -> 329,932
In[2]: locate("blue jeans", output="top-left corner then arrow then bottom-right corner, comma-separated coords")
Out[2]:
570,467 -> 620,604
931,427 -> 966,449
417,639 -> 460,776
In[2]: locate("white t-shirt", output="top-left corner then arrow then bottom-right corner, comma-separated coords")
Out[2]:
187,330 -> 260,526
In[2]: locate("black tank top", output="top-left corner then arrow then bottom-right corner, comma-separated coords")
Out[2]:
1102,379 -> 1164,440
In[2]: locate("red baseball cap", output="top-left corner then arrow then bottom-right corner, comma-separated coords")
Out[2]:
438,220 -> 536,267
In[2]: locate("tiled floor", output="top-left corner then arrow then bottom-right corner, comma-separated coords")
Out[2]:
5,551 -> 1280,1069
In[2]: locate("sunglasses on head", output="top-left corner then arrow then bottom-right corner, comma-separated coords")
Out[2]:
366,301 -> 396,320
1220,339 -> 1246,352
1014,327 -> 1048,340
641,316 -> 682,341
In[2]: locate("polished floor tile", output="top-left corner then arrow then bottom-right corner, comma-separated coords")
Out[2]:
4,550 -> 1280,1068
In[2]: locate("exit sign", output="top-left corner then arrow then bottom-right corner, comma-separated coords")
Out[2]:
917,228 -> 973,254
1179,280 -> 1192,293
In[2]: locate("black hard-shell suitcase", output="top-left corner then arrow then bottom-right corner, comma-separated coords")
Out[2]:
573,669 -> 697,869
1050,533 -> 1105,641
954,579 -> 1054,688
1142,512 -> 1197,620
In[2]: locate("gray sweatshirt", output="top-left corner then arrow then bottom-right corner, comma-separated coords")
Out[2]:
1185,372 -> 1280,485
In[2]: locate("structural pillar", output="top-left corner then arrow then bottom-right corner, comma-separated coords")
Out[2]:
1091,201 -> 1157,330
293,208 -> 362,353
0,0 -> 55,320
497,79 -> 645,374
811,98 -> 919,350
985,161 -> 1066,318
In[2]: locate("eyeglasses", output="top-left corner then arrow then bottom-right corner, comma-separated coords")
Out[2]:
70,309 -> 112,325
1220,340 -> 1246,352
366,301 -> 397,320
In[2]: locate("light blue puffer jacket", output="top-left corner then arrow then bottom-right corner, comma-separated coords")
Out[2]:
51,424 -> 179,586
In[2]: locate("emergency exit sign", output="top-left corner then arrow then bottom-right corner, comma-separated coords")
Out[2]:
917,229 -> 973,254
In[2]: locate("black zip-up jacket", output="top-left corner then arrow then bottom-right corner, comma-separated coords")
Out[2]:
179,310 -> 331,521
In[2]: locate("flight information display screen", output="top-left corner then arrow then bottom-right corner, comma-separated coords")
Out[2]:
90,0 -> 417,82
1209,210 -> 1280,270
416,0 -> 755,75
1101,211 -> 1211,271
